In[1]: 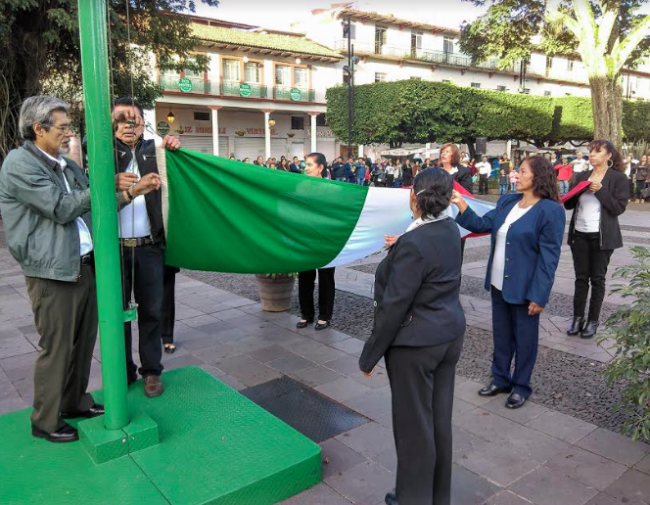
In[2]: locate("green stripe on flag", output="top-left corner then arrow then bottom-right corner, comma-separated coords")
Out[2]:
165,149 -> 368,273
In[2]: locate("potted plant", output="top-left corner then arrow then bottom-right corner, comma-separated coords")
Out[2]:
601,246 -> 650,441
254,273 -> 297,312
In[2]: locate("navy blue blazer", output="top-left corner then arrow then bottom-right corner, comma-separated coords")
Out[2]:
456,194 -> 565,307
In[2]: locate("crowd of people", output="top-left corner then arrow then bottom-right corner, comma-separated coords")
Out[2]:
0,92 -> 636,505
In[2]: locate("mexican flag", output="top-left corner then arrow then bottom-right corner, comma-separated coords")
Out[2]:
158,146 -> 495,273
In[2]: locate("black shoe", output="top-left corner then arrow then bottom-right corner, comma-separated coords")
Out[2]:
314,320 -> 331,331
127,370 -> 138,386
478,384 -> 511,397
581,321 -> 599,339
385,491 -> 398,505
296,319 -> 313,329
506,392 -> 527,409
32,423 -> 79,443
567,317 -> 585,336
61,403 -> 105,419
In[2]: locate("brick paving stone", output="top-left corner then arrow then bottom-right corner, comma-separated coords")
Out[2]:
453,398 -> 477,417
289,365 -> 343,388
453,408 -> 522,442
603,469 -> 650,504
323,355 -> 365,375
320,438 -> 368,480
335,422 -> 394,459
585,493 -> 649,505
526,410 -> 598,443
487,490 -> 537,505
373,448 -> 396,473
343,389 -> 392,421
287,340 -> 348,364
454,378 -> 498,407
160,353 -> 205,371
635,453 -> 650,476
452,425 -> 491,465
218,374 -> 246,391
194,343 -> 239,364
350,367 -> 390,389
482,397 -> 548,425
329,338 -> 365,356
576,428 -> 650,467
509,466 -> 599,505
500,424 -> 571,464
451,464 -> 502,505
460,443 -> 541,487
544,446 -> 627,491
266,353 -> 315,374
328,460 -> 395,505
0,336 -> 34,359
246,344 -> 293,364
315,376 -> 374,403
279,483 -> 352,505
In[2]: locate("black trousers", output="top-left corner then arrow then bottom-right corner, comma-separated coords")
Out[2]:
298,268 -> 335,321
161,265 -> 178,344
122,244 -> 164,377
635,180 -> 647,199
479,174 -> 489,194
570,231 -> 613,322
385,338 -> 463,505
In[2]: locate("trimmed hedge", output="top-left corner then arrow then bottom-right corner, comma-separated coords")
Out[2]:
326,80 -> 645,145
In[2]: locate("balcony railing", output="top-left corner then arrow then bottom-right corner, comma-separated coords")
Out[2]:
159,76 -> 211,94
274,86 -> 315,102
221,81 -> 268,98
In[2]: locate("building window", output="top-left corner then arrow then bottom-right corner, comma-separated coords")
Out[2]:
544,90 -> 552,96
545,56 -> 553,76
193,111 -> 210,121
294,67 -> 309,88
567,59 -> 574,72
375,26 -> 387,54
496,85 -> 507,92
443,37 -> 454,54
316,114 -> 327,127
375,72 -> 387,83
275,65 -> 291,86
222,58 -> 240,82
411,31 -> 423,56
471,82 -> 481,88
291,116 -> 305,130
342,21 -> 356,39
244,61 -> 262,84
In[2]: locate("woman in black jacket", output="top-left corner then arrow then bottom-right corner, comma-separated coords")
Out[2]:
439,142 -> 474,194
359,169 -> 465,505
565,140 -> 629,339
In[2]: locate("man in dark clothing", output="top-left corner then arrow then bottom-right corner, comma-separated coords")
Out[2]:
289,156 -> 302,173
112,97 -> 180,398
332,157 -> 345,181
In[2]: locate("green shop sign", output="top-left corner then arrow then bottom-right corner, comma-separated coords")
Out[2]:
157,121 -> 170,135
178,78 -> 193,93
240,82 -> 252,97
290,88 -> 302,101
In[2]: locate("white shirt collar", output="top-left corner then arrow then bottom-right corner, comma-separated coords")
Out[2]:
36,146 -> 67,170
405,210 -> 450,233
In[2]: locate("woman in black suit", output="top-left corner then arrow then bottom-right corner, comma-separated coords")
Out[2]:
565,140 -> 629,339
359,169 -> 465,505
451,156 -> 565,409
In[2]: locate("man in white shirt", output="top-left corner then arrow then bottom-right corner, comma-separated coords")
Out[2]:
476,156 -> 492,195
113,97 -> 180,398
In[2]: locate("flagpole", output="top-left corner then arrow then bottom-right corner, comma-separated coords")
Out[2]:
78,0 -> 130,430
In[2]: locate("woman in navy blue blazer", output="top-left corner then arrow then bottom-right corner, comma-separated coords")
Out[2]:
451,156 -> 565,409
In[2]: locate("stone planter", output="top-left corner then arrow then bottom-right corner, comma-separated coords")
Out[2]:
255,274 -> 296,312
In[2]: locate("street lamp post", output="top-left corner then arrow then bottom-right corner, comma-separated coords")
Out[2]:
342,16 -> 359,160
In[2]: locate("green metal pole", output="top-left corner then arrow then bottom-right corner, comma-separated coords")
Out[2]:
78,0 -> 130,430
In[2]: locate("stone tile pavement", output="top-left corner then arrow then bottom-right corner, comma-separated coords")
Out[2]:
0,244 -> 649,504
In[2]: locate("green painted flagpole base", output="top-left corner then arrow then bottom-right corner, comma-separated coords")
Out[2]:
0,367 -> 322,505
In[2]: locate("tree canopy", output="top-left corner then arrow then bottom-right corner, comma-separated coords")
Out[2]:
325,79 -> 650,147
0,0 -> 219,159
458,0 -> 650,147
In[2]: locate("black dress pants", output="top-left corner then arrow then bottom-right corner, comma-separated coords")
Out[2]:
570,231 -> 614,322
161,265 -> 179,345
479,174 -> 488,194
122,244 -> 164,377
298,268 -> 335,321
385,338 -> 463,505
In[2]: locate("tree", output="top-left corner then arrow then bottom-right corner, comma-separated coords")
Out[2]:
458,0 -> 650,148
0,0 -> 219,159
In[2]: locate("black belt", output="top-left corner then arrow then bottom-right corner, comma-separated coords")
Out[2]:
120,237 -> 153,247
81,252 -> 94,265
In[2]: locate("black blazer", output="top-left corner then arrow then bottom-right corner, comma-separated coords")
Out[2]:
564,169 -> 629,250
453,165 -> 474,194
114,138 -> 165,246
359,217 -> 466,373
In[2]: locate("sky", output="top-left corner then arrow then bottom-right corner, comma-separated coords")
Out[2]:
194,0 -> 490,31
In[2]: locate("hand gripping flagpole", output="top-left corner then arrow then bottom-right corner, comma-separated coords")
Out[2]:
78,0 -> 130,430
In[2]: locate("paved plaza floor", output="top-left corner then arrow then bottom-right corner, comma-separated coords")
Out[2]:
0,206 -> 649,504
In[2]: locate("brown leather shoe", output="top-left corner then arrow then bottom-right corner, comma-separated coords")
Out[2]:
144,375 -> 164,398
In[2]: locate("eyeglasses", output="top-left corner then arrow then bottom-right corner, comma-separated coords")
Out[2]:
51,124 -> 74,133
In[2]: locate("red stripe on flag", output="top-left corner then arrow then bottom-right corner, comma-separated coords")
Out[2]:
560,180 -> 591,203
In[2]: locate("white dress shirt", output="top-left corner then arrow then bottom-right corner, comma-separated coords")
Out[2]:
477,162 -> 492,176
37,147 -> 93,256
575,191 -> 601,233
491,203 -> 533,291
119,158 -> 152,238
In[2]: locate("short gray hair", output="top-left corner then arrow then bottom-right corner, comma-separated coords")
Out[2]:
19,96 -> 70,141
